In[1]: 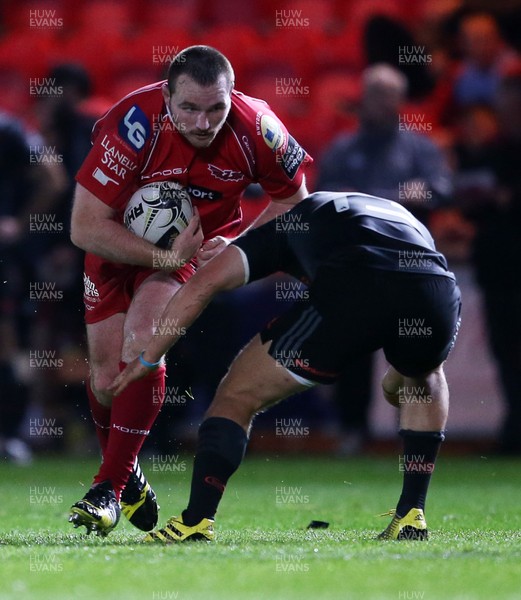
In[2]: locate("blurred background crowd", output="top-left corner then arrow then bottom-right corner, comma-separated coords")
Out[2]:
1,0 -> 521,463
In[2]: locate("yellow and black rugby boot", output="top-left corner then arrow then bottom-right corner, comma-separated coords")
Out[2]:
144,515 -> 214,543
69,480 -> 121,537
377,508 -> 428,540
120,460 -> 159,532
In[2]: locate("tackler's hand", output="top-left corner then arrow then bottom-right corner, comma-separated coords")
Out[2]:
108,355 -> 158,396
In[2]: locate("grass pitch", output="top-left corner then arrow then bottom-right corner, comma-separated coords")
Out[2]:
0,454 -> 520,600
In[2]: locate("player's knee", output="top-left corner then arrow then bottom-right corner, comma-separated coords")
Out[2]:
90,369 -> 118,406
214,384 -> 247,408
402,364 -> 448,405
382,385 -> 399,408
381,367 -> 404,408
409,364 -> 446,387
213,379 -> 260,418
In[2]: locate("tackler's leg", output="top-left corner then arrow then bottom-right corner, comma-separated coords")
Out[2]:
379,364 -> 448,540
144,334 -> 311,543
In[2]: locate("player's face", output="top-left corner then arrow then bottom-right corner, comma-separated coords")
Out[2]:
163,75 -> 232,148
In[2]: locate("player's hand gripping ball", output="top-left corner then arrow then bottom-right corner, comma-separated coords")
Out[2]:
124,181 -> 193,249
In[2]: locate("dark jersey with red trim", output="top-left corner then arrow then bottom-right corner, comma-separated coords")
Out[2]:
76,81 -> 312,240
233,192 -> 456,285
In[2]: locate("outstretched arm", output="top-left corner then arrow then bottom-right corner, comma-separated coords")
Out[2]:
109,245 -> 247,395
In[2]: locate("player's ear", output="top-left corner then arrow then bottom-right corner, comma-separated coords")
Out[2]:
161,82 -> 171,103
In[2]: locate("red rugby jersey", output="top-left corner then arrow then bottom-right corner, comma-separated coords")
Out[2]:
76,81 -> 312,240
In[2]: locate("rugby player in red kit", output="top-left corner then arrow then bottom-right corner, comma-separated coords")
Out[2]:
69,45 -> 311,536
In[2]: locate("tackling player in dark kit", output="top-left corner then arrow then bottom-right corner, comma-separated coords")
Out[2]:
68,45 -> 311,536
111,191 -> 461,542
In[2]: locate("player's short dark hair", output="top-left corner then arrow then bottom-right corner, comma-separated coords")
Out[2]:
167,45 -> 235,93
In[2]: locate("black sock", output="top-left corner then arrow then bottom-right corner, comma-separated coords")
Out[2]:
182,417 -> 248,526
396,429 -> 445,516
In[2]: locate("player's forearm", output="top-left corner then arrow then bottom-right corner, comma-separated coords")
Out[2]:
142,247 -> 246,362
71,219 -> 163,267
143,278 -> 218,363
71,183 -> 169,267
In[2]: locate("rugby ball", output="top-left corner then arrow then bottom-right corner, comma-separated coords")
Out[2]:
124,181 -> 193,249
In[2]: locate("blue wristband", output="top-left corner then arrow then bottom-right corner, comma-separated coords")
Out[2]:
139,351 -> 162,369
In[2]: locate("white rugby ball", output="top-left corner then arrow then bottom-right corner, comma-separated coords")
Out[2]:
124,181 -> 193,249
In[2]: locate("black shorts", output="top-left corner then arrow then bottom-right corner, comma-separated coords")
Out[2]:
260,267 -> 461,384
